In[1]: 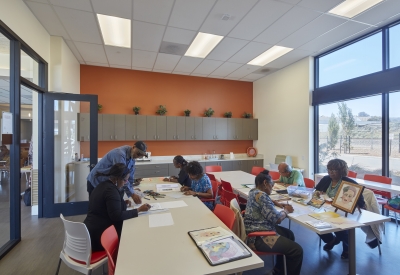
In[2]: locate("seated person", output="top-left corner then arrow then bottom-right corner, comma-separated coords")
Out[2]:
163,155 -> 191,188
315,159 -> 365,259
84,163 -> 150,251
244,170 -> 303,275
181,161 -> 213,210
274,162 -> 305,187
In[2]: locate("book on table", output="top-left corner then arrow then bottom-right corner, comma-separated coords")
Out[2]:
305,220 -> 333,229
188,226 -> 251,266
307,198 -> 325,208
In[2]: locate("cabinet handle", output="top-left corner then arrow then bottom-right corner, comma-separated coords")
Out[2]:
137,135 -> 139,139
110,135 -> 113,139
87,135 -> 89,140
157,135 -> 160,139
115,135 -> 117,139
154,135 -> 156,139
216,135 -> 218,140
177,135 -> 179,139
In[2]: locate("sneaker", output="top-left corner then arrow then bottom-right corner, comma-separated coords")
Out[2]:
323,237 -> 340,251
341,251 -> 349,259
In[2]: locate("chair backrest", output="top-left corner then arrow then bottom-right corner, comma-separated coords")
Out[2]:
347,170 -> 357,178
213,204 -> 235,230
210,180 -> 220,199
219,188 -> 239,207
304,178 -> 315,189
206,173 -> 216,181
364,174 -> 392,198
230,197 -> 240,211
251,166 -> 265,176
60,214 -> 92,267
269,171 -> 280,180
101,225 -> 119,275
205,165 -> 222,172
220,179 -> 233,192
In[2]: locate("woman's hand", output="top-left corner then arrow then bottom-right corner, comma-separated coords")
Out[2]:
170,176 -> 177,179
163,177 -> 170,182
184,190 -> 196,196
283,204 -> 294,213
125,200 -> 132,207
137,204 -> 151,213
181,186 -> 190,192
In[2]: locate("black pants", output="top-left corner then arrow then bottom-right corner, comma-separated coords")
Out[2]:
87,181 -> 94,197
255,225 -> 303,275
319,230 -> 349,252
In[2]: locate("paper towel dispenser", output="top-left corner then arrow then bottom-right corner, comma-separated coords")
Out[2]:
275,155 -> 292,166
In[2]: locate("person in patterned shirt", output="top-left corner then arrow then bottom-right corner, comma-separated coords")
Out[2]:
244,170 -> 303,275
181,161 -> 214,210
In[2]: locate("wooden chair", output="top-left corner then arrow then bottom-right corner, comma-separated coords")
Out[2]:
251,166 -> 265,176
205,165 -> 222,172
303,178 -> 315,189
101,226 -> 119,275
364,174 -> 392,215
213,204 -> 235,230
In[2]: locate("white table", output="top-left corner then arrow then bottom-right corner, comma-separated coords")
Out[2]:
210,171 -> 391,275
116,178 -> 264,275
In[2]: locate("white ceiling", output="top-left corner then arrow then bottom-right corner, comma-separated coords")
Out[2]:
23,0 -> 400,82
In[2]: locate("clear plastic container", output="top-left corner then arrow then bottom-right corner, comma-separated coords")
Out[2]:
287,186 -> 314,200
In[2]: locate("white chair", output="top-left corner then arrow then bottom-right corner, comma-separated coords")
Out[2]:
56,214 -> 107,275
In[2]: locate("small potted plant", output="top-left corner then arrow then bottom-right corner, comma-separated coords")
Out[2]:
243,112 -> 252,118
133,106 -> 141,115
224,111 -> 232,118
204,107 -> 214,117
98,104 -> 103,112
156,105 -> 167,116
184,109 -> 191,117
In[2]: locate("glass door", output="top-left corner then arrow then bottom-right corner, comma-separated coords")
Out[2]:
42,93 -> 98,218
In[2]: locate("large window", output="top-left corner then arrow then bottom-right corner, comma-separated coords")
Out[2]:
389,23 -> 400,68
318,32 -> 382,87
389,92 -> 400,184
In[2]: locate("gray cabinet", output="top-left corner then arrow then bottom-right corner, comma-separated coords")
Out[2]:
202,118 -> 227,140
244,159 -> 264,173
242,119 -> 258,140
147,116 -> 167,140
227,118 -> 243,140
77,113 -> 103,141
231,160 -> 247,171
167,116 -> 186,140
168,163 -> 180,177
98,114 -> 103,141
204,161 -> 233,172
135,163 -> 169,178
126,115 -> 147,141
185,117 -> 203,140
102,114 -> 126,141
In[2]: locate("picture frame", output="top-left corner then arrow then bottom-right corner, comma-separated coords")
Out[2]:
332,181 -> 364,214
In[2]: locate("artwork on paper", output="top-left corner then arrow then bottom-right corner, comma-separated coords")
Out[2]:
332,181 -> 364,214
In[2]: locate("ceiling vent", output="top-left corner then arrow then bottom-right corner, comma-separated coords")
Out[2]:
253,67 -> 276,75
221,14 -> 231,21
159,41 -> 189,56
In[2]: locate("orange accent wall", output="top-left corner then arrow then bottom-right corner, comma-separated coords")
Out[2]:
80,65 -> 253,157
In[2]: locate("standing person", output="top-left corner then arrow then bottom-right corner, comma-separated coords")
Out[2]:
87,141 -> 148,204
274,162 -> 305,187
84,163 -> 151,251
163,155 -> 191,188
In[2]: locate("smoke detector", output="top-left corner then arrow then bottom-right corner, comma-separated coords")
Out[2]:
221,14 -> 231,21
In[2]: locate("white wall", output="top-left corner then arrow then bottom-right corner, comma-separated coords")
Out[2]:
253,57 -> 314,178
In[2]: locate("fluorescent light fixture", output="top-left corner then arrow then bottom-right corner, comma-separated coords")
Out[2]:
248,46 -> 293,66
97,14 -> 131,48
185,32 -> 224,58
329,0 -> 383,18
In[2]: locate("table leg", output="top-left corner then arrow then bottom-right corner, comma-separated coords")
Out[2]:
348,228 -> 356,275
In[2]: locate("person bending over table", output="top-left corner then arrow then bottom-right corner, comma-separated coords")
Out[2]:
84,163 -> 151,251
181,161 -> 213,210
315,158 -> 365,259
163,155 -> 191,188
274,162 -> 305,187
244,170 -> 303,275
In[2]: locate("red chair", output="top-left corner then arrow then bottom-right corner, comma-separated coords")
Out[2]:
304,178 -> 315,189
219,187 -> 239,207
269,171 -> 280,180
101,225 -> 119,275
251,166 -> 265,176
221,179 -> 247,206
205,165 -> 222,172
383,203 -> 399,227
206,173 -> 217,181
200,180 -> 220,206
213,204 -> 235,230
364,174 -> 392,215
347,170 -> 357,178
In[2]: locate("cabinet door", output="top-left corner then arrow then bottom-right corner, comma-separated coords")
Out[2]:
77,113 -> 90,141
235,118 -> 243,140
185,117 -> 195,140
255,159 -> 264,167
243,160 -> 253,173
166,116 -> 177,140
136,115 -> 147,140
98,114 -> 103,141
232,160 -> 242,171
227,118 -> 236,140
176,116 -> 185,140
156,116 -> 167,140
146,116 -> 157,140
202,117 -> 215,140
215,118 -> 227,140
125,115 -> 136,141
242,119 -> 251,140
194,117 -> 203,140
102,114 -> 114,141
250,119 -> 258,140
168,163 -> 180,177
114,115 -> 126,140
220,161 -> 232,172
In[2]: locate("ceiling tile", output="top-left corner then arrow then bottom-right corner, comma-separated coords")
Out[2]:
49,0 -> 92,12
354,0 -> 400,26
241,73 -> 266,81
199,0 -> 258,36
227,64 -> 259,78
206,37 -> 249,61
254,6 -> 321,45
209,62 -> 243,77
132,21 -> 165,51
168,0 -> 216,31
173,56 -> 203,73
191,73 -> 209,77
224,76 -> 241,80
74,42 -> 108,63
86,62 -> 109,67
132,66 -> 152,71
279,14 -> 347,48
278,0 -> 302,4
228,0 -> 293,40
297,0 -> 344,12
91,0 -> 132,19
104,45 -> 131,66
163,27 -> 196,45
153,69 -> 174,74
132,49 -> 157,69
25,0 -> 50,3
133,0 -> 174,25
153,53 -> 181,71
172,71 -> 190,75
25,1 -> 71,39
265,49 -> 310,68
54,6 -> 103,44
192,59 -> 223,75
228,42 -> 273,64
110,64 -> 131,69
65,40 -> 84,62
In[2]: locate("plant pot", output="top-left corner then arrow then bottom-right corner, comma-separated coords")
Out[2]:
134,112 -> 139,115
184,114 -> 190,117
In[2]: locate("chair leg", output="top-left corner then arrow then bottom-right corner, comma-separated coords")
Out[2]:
395,212 -> 399,227
288,219 -> 291,229
377,238 -> 382,255
319,237 -> 321,247
102,263 -> 106,275
283,255 -> 287,275
55,259 -> 61,275
88,270 -> 92,275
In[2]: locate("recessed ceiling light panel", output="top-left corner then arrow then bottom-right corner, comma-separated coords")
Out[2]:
329,0 -> 383,18
185,32 -> 224,58
97,14 -> 131,48
248,46 -> 293,66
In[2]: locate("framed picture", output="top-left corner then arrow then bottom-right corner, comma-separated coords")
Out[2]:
332,181 -> 364,214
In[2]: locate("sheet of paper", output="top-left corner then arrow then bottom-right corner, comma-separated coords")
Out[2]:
149,213 -> 174,227
138,209 -> 168,216
167,192 -> 185,199
128,203 -> 164,211
159,200 -> 188,209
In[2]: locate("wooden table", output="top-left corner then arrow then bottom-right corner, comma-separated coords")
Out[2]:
210,171 -> 391,275
115,178 -> 264,275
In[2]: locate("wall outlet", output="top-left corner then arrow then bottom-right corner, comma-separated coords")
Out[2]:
301,155 -> 305,161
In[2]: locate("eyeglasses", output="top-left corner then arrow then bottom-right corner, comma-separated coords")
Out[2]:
327,169 -> 338,173
121,178 -> 129,183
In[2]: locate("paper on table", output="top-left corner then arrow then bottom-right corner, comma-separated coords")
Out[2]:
159,200 -> 188,209
128,203 -> 164,211
149,213 -> 174,227
309,211 -> 340,220
167,192 -> 185,199
323,217 -> 364,229
156,183 -> 181,192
